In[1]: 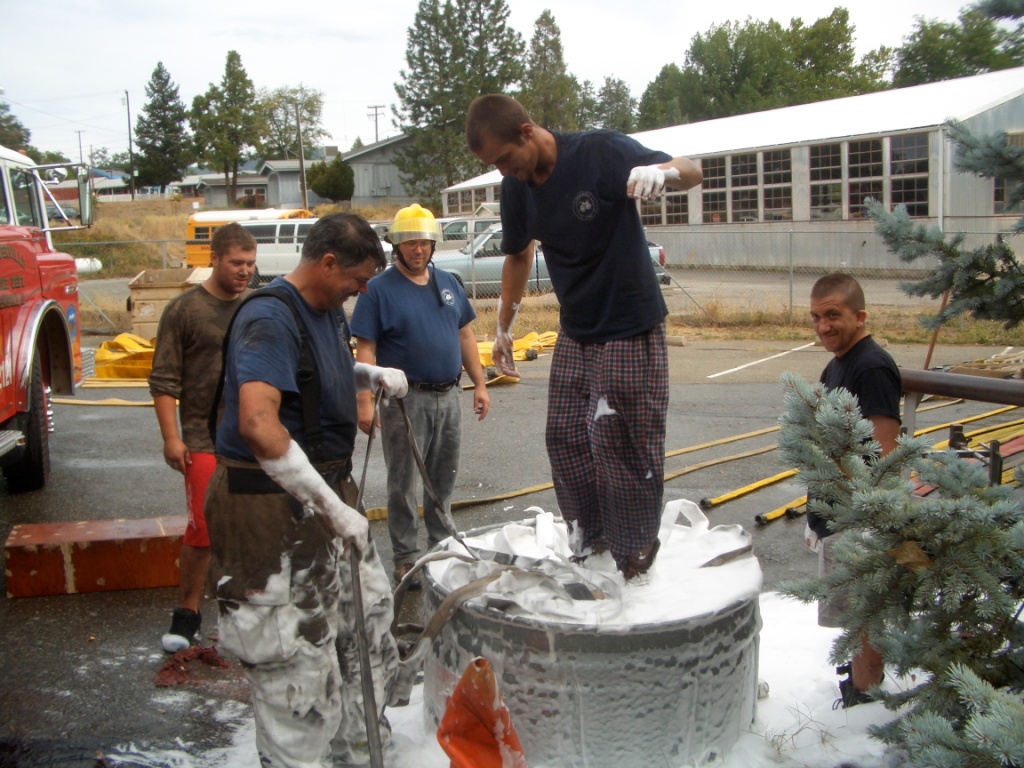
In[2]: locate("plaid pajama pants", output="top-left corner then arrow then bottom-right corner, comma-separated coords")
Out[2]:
545,324 -> 668,561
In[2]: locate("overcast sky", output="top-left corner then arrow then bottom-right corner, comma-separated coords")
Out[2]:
2,0 -> 971,163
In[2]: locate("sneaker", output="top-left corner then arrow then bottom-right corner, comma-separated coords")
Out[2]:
161,608 -> 201,653
615,539 -> 661,582
394,562 -> 421,591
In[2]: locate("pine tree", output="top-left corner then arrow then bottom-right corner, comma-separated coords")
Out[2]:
868,119 -> 1024,329
595,76 -> 635,132
393,0 -> 524,202
573,78 -> 600,131
518,11 -> 577,132
0,101 -> 31,150
134,62 -> 192,189
306,155 -> 354,203
867,0 -> 1024,331
776,372 -> 1024,766
190,51 -> 262,204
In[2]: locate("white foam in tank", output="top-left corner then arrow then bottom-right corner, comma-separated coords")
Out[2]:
422,500 -> 763,768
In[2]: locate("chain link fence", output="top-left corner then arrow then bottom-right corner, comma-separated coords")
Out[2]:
60,228 -> 1013,330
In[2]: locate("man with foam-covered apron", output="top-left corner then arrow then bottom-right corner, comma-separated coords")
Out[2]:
205,213 -> 408,767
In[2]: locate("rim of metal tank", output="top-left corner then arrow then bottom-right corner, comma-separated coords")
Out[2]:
424,517 -> 760,637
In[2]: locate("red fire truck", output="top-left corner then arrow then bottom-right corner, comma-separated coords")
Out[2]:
0,143 -> 92,491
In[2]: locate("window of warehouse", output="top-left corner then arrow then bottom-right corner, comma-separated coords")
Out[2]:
730,153 -> 757,223
848,139 -> 883,219
890,133 -> 929,217
810,144 -> 842,221
763,150 -> 792,221
702,157 -> 726,224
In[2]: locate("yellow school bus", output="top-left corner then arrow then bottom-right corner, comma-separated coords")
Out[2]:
185,208 -> 313,268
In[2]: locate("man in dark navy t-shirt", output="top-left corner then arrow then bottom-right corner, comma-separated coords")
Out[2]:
807,273 -> 901,708
465,94 -> 702,581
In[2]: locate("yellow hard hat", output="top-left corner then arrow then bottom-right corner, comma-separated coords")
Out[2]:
388,204 -> 442,244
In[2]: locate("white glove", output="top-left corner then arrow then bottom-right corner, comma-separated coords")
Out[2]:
627,164 -> 681,200
259,440 -> 368,552
492,330 -> 519,378
492,298 -> 520,378
354,362 -> 409,404
804,522 -> 822,554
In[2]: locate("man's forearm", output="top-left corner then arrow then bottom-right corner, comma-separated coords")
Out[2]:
153,394 -> 181,442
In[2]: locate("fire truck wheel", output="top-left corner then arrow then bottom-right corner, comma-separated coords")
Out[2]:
3,354 -> 49,492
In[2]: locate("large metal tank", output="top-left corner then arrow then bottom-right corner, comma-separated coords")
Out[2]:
421,505 -> 762,767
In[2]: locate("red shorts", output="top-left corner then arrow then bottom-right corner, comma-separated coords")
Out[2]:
183,452 -> 217,547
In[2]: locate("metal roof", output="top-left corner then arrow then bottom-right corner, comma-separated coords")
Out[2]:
446,66 -> 1024,192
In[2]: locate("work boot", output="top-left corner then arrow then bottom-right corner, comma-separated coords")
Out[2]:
161,607 -> 201,653
615,539 -> 661,583
833,663 -> 875,709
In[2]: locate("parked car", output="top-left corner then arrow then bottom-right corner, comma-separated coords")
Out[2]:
647,239 -> 672,285
435,216 -> 501,251
45,202 -> 79,220
431,224 -> 551,298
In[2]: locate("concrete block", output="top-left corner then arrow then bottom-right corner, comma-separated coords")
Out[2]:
4,516 -> 186,598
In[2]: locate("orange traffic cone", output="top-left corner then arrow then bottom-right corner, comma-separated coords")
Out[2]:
437,656 -> 528,768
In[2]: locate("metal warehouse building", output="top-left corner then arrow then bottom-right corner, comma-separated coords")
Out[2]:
443,67 -> 1024,274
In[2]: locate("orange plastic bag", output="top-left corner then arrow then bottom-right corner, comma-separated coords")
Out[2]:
436,656 -> 528,768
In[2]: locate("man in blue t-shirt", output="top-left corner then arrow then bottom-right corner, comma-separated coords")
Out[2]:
205,213 -> 409,766
806,273 -> 901,708
465,94 -> 702,581
351,204 -> 489,589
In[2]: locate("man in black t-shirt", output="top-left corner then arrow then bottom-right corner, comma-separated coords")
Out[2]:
807,273 -> 901,708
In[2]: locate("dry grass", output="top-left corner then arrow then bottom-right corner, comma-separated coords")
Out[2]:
466,298 -> 1024,347
65,202 -> 1024,347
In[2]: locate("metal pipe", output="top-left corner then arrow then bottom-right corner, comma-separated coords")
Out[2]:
901,368 -> 1024,406
901,368 -> 1023,437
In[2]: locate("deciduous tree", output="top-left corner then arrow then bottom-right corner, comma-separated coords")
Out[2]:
893,6 -> 1024,86
259,86 -> 327,159
190,51 -> 262,204
134,62 -> 192,189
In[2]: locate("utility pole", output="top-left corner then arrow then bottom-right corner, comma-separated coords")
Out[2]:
367,104 -> 385,144
124,90 -> 136,200
75,131 -> 85,165
296,102 -> 308,211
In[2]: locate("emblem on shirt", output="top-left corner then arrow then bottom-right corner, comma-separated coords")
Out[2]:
441,288 -> 455,306
573,191 -> 598,221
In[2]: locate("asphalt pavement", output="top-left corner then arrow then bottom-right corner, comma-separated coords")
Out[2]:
0,302 -> 1017,763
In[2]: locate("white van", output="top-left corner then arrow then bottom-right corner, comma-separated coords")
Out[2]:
241,219 -> 392,283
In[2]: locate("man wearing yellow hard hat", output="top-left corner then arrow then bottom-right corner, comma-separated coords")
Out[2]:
350,204 -> 490,588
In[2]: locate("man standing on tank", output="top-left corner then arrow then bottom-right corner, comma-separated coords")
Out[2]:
465,94 -> 702,582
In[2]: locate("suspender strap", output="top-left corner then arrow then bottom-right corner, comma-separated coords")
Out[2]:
208,287 -> 325,464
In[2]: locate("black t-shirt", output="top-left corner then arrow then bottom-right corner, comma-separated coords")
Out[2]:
500,130 -> 670,343
808,335 -> 901,538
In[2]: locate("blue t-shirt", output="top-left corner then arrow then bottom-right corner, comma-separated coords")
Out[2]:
350,265 -> 475,384
215,278 -> 358,462
500,130 -> 671,343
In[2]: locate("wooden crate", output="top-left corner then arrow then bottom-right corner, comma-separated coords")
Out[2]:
127,268 -> 210,340
4,516 -> 187,598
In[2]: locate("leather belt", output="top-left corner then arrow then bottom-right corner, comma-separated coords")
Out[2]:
410,378 -> 460,393
224,458 -> 352,495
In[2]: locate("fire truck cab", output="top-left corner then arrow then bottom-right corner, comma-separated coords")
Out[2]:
0,143 -> 92,492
